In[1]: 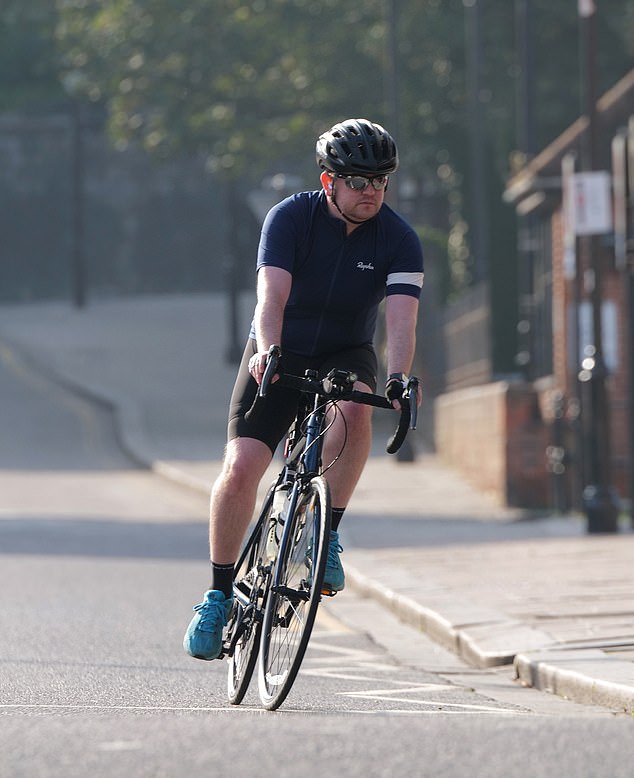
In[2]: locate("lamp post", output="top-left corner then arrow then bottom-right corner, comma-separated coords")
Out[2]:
577,0 -> 619,532
224,177 -> 242,365
514,0 -> 536,381
385,0 -> 401,212
613,121 -> 634,528
464,0 -> 489,284
61,72 -> 87,309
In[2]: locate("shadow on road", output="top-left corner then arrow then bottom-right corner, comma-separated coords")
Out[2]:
0,517 -> 208,560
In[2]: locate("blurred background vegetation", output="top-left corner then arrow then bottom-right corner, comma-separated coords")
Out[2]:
1,0 -> 632,308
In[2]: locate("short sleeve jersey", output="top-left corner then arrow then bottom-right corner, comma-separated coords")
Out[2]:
249,190 -> 424,358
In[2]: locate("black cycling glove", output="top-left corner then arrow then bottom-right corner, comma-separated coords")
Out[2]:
385,373 -> 407,403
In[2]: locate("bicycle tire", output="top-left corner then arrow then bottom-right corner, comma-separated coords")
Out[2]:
257,475 -> 331,710
226,488 -> 276,705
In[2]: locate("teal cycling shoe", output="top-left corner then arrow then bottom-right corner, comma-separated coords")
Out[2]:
322,530 -> 345,594
183,589 -> 233,660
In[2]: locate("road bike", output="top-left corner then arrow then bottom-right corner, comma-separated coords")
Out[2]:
220,345 -> 419,710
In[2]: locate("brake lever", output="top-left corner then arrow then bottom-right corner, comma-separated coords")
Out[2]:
259,345 -> 282,397
407,377 -> 419,430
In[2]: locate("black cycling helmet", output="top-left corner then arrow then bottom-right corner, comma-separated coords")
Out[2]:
316,119 -> 399,176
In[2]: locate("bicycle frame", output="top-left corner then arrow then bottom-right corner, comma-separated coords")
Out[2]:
225,371 -> 344,676
225,348 -> 420,708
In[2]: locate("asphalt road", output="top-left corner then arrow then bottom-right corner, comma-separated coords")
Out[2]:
1,340 -> 633,778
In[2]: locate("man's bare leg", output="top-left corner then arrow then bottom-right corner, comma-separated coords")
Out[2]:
322,383 -> 373,509
209,437 -> 273,564
184,435 -> 273,660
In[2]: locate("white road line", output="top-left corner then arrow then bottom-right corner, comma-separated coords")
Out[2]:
337,693 -> 523,714
0,703 -> 266,714
337,684 -> 454,695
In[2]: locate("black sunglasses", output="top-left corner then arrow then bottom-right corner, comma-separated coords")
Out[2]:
335,174 -> 389,191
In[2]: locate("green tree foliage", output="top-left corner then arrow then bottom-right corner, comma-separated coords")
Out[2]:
55,0 -> 387,174
3,1 -> 633,298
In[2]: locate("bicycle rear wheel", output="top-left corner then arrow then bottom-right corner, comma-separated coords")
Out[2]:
257,476 -> 331,710
226,489 -> 275,705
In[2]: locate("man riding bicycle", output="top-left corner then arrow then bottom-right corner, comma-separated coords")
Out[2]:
184,118 -> 424,661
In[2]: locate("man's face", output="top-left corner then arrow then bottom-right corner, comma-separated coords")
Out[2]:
326,173 -> 388,223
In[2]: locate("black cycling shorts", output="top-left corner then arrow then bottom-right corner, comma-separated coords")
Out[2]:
227,339 -> 378,454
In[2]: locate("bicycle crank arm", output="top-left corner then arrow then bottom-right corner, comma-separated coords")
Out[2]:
271,584 -> 310,603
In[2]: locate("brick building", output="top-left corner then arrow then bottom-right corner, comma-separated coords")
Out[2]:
433,69 -> 634,515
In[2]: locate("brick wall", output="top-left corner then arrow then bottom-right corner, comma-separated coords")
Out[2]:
434,381 -> 550,508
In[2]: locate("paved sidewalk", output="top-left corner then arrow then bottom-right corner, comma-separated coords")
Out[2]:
1,293 -> 633,713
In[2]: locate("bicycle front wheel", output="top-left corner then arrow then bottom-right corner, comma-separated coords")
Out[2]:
257,476 -> 331,710
226,491 -> 273,705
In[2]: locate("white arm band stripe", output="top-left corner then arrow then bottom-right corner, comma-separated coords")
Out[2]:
387,271 -> 424,288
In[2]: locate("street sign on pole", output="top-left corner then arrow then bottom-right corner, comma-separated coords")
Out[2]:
570,171 -> 612,236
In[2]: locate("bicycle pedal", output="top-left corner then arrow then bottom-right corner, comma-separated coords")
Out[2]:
320,587 -> 338,597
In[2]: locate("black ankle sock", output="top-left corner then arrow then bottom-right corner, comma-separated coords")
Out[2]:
211,562 -> 234,599
331,507 -> 345,532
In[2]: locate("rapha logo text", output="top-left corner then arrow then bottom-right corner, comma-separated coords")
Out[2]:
356,261 -> 375,271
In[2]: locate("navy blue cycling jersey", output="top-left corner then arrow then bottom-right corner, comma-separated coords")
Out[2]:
248,190 -> 424,358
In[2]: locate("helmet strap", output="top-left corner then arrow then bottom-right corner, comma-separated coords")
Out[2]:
324,174 -> 368,226
333,192 -> 367,225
